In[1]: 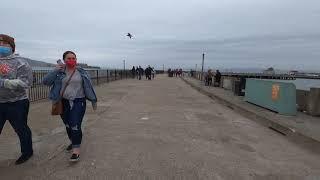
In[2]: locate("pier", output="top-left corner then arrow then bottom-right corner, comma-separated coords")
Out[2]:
1,74 -> 320,179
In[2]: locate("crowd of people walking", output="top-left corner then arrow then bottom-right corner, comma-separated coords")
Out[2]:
168,68 -> 183,77
204,69 -> 222,87
189,69 -> 222,87
131,66 -> 156,80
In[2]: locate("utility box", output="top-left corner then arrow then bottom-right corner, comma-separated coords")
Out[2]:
244,79 -> 297,116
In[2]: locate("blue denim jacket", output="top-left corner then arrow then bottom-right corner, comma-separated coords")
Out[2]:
43,67 -> 97,107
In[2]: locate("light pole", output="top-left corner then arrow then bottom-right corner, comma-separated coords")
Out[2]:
201,53 -> 205,81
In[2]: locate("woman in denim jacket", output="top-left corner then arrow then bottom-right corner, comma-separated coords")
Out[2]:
43,51 -> 97,162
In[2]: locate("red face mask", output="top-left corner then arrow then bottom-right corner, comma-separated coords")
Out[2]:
66,60 -> 77,68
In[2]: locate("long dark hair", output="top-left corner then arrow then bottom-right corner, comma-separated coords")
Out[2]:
63,51 -> 77,60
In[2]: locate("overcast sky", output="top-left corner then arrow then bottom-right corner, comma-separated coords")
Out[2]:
1,0 -> 320,70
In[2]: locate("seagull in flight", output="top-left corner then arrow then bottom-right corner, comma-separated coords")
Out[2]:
127,33 -> 133,39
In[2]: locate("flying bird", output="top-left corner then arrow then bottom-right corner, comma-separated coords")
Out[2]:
127,33 -> 133,39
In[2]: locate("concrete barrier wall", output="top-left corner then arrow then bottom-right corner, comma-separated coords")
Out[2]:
220,76 -> 224,88
223,78 -> 233,90
190,72 -> 319,116
307,88 -> 320,116
245,79 -> 297,116
297,89 -> 309,112
296,88 -> 320,116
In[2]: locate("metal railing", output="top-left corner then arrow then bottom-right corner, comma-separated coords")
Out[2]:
29,69 -> 165,102
189,71 -> 297,81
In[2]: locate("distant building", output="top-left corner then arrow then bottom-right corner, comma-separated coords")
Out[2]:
289,70 -> 299,76
263,67 -> 275,75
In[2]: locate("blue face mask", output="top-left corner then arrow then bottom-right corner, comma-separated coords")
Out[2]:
0,46 -> 13,57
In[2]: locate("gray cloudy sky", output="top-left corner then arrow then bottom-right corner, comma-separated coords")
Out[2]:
1,0 -> 320,70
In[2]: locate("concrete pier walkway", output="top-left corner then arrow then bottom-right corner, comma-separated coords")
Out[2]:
181,76 -> 320,143
1,75 -> 320,179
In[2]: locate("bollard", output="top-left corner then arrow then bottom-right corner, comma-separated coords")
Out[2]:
307,88 -> 320,116
107,70 -> 109,83
96,70 -> 99,85
223,78 -> 233,90
296,89 -> 309,112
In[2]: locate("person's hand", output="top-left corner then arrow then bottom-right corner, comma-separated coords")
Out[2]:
55,64 -> 65,71
4,79 -> 28,89
92,102 -> 97,111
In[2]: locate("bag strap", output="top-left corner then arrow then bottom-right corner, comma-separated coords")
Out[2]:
60,69 -> 76,97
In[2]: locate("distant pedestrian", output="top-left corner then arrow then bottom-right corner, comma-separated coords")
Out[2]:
145,66 -> 152,80
179,69 -> 183,77
168,68 -> 172,77
145,67 -> 148,79
170,68 -> 174,77
137,66 -> 143,80
43,51 -> 97,162
131,66 -> 136,79
214,70 -> 221,87
0,34 -> 34,165
206,69 -> 213,86
151,67 -> 155,79
136,66 -> 139,79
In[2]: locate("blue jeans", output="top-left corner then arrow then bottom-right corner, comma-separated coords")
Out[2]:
60,98 -> 86,148
0,99 -> 33,155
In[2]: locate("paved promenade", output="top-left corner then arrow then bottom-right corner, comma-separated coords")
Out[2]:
181,76 -> 320,143
0,75 -> 320,180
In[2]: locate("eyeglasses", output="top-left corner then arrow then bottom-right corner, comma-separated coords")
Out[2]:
66,57 -> 76,60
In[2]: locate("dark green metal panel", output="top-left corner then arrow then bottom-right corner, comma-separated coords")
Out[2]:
244,79 -> 297,116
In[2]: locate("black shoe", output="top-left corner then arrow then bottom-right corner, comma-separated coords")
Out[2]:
66,144 -> 72,152
70,154 -> 80,162
15,152 -> 33,165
